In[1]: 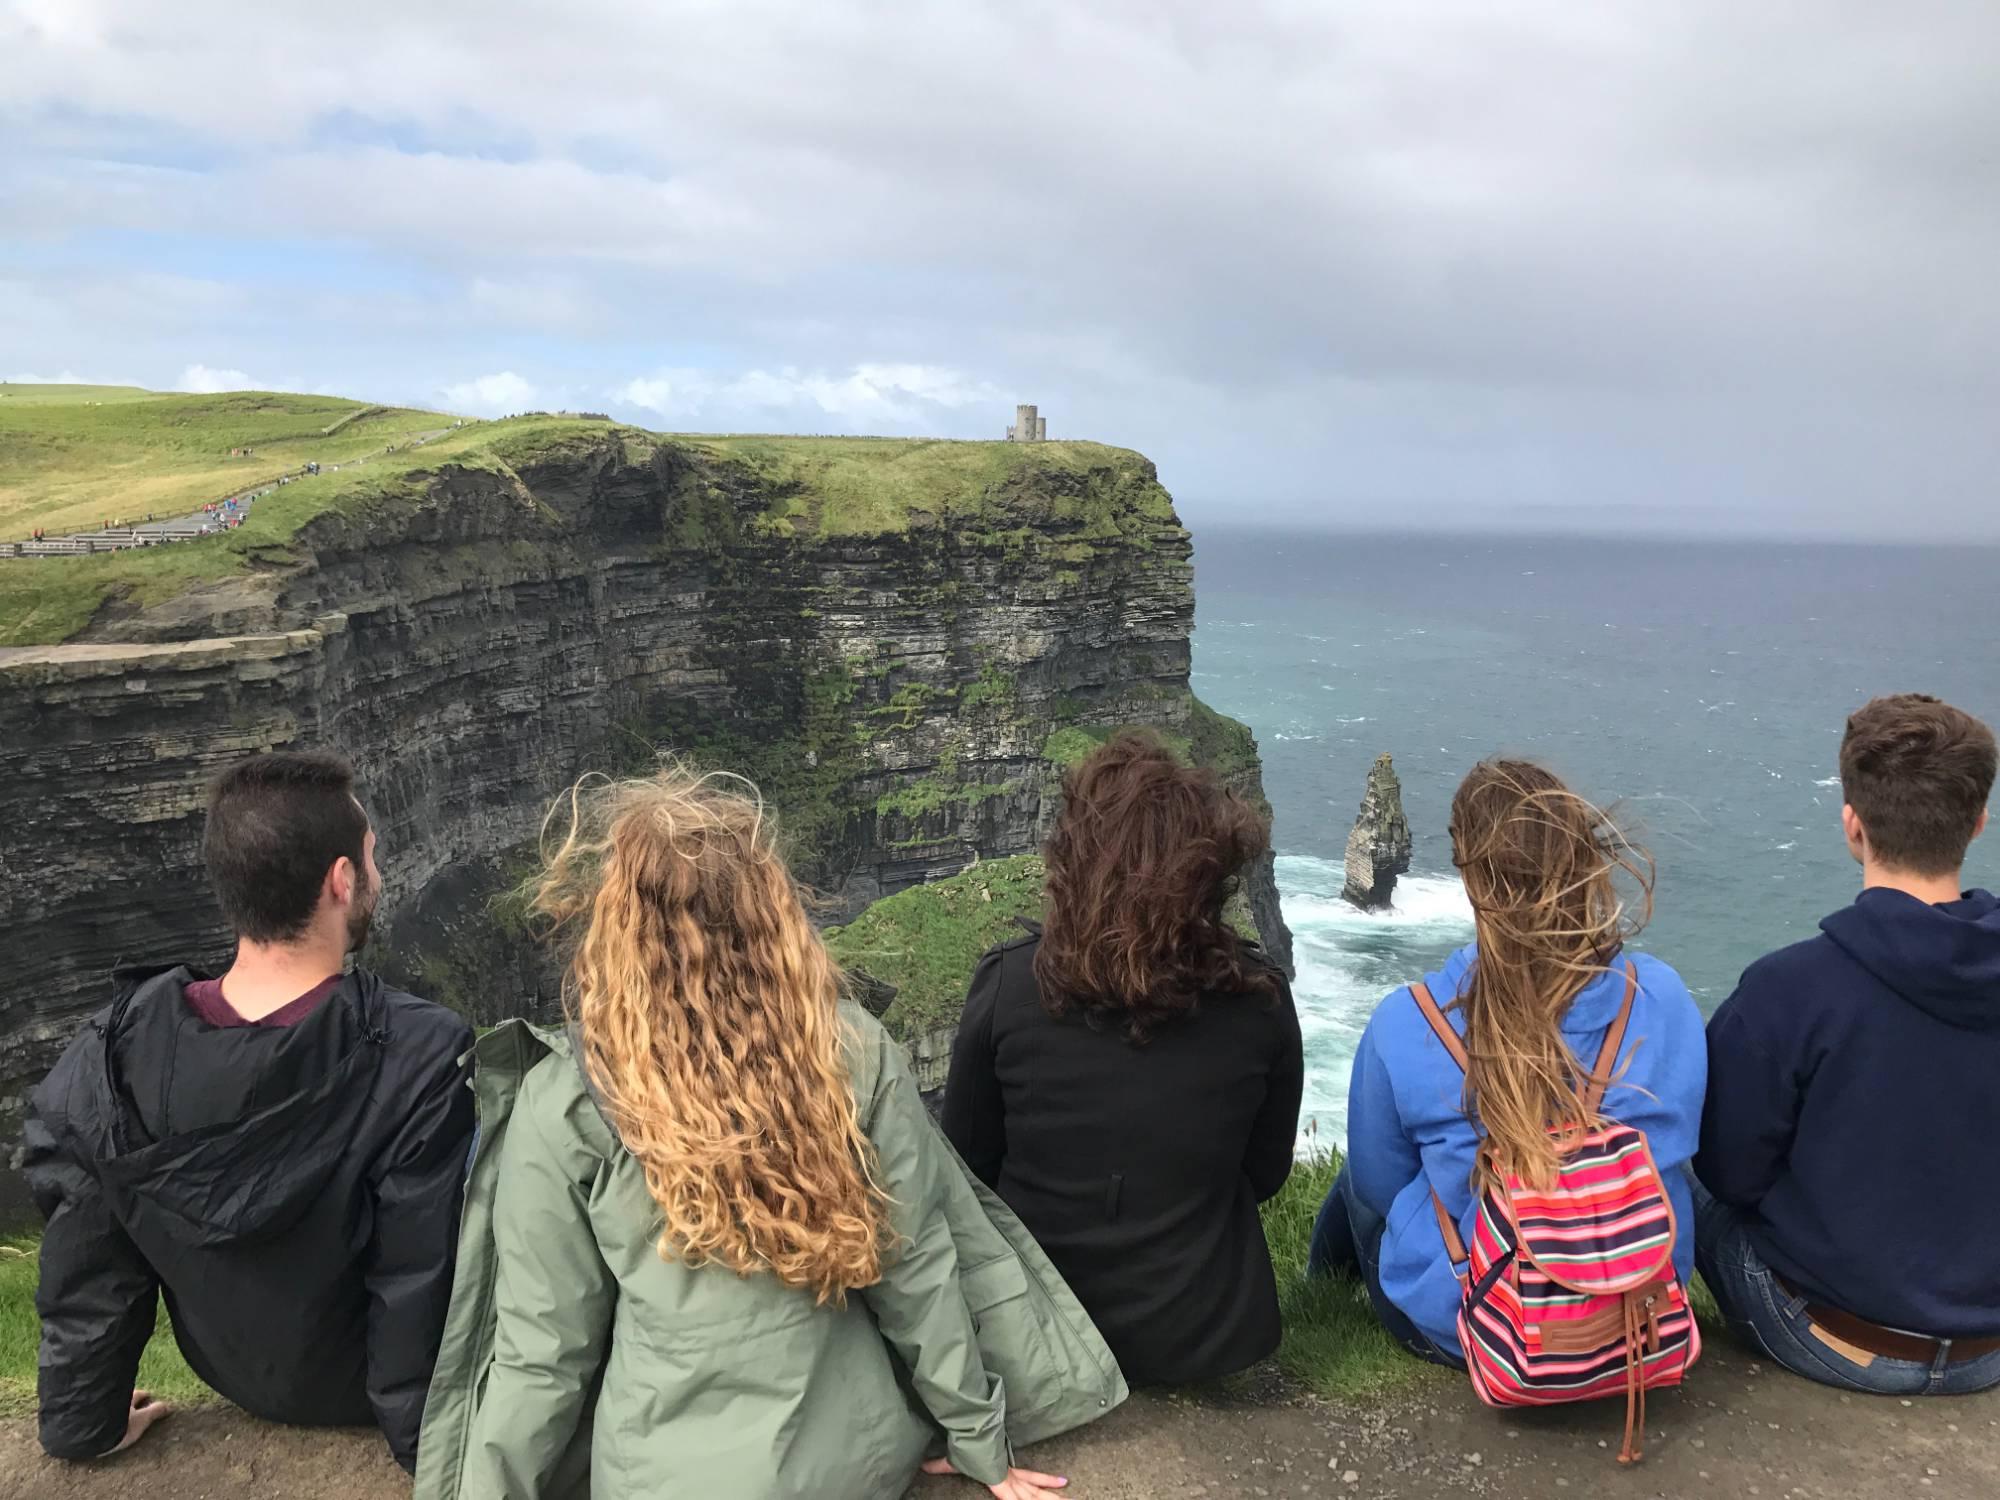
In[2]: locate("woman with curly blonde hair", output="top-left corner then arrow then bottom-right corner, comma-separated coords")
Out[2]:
413,768 -> 1125,1500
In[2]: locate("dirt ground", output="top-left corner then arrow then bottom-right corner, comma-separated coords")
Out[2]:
4,1339 -> 1994,1499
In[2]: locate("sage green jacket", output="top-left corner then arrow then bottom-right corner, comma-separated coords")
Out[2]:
414,1006 -> 1127,1500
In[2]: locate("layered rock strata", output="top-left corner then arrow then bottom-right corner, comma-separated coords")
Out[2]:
0,429 -> 1291,1167
1342,752 -> 1414,910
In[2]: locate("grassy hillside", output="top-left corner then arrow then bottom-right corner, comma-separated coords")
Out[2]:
0,415 -> 566,647
0,383 -> 455,538
826,855 -> 1046,1038
0,392 -> 1168,648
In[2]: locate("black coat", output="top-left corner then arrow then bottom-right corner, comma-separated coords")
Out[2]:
25,964 -> 474,1470
940,932 -> 1303,1385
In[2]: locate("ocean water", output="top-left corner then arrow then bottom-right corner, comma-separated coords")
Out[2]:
1190,530 -> 2000,1145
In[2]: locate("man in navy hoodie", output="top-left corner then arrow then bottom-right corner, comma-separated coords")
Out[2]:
1695,693 -> 2000,1396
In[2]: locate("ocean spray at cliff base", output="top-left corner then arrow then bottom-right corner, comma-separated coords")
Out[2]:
1279,853 -> 1473,1149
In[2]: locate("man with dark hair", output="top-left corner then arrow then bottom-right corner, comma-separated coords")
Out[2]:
26,750 -> 475,1469
1695,693 -> 2000,1395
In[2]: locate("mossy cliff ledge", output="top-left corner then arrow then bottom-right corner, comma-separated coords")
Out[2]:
0,425 -> 1292,1148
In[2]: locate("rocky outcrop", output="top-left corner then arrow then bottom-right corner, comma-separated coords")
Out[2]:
1342,753 -> 1413,910
0,428 -> 1291,1170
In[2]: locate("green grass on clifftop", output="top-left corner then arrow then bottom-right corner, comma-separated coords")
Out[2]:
1042,696 -> 1263,788
0,390 -> 1178,647
825,855 -> 1046,1039
689,436 -> 1172,537
0,423 -> 512,647
0,384 -> 452,538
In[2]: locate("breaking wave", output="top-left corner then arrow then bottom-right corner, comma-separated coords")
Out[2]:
1277,853 -> 1475,1152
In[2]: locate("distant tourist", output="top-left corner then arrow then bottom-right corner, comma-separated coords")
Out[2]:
418,769 -> 1120,1500
1308,761 -> 1706,1377
1695,694 -> 2000,1395
25,751 -> 474,1470
940,731 -> 1303,1386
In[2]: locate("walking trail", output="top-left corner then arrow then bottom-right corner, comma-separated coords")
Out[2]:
9,429 -> 453,553
4,1339 -> 1992,1499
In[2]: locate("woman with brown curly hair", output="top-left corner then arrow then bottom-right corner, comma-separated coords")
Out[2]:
941,731 -> 1304,1386
414,768 -> 1126,1500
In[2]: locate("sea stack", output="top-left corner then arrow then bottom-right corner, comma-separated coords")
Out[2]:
1342,752 -> 1414,911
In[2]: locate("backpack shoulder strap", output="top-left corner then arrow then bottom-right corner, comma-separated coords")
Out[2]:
1410,980 -> 1469,1074
1580,960 -> 1639,1116
1409,980 -> 1473,1277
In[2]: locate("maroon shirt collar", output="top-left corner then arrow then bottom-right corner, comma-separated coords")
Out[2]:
183,973 -> 342,1028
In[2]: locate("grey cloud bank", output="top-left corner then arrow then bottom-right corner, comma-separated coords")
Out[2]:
2,0 -> 1996,539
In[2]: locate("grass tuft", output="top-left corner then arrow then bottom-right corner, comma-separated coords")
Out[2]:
0,1239 -> 214,1417
1256,1154 -> 1454,1401
826,856 -> 1047,1038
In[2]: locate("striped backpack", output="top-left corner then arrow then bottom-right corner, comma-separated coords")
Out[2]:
1412,961 -> 1700,1465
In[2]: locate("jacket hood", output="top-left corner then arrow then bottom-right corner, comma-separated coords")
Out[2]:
1820,887 -> 2000,1030
94,964 -> 390,1246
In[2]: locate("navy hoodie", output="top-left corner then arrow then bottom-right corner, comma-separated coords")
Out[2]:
1697,888 -> 2000,1338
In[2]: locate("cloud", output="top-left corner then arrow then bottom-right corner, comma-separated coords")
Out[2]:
440,370 -> 538,415
4,2 -> 1999,535
175,364 -> 258,393
616,363 -> 1002,430
6,369 -> 102,384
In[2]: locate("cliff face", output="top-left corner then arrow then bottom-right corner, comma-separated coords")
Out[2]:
1342,752 -> 1413,910
0,427 -> 1291,1161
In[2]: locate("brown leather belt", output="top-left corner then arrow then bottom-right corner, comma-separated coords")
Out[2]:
1776,1281 -> 2000,1365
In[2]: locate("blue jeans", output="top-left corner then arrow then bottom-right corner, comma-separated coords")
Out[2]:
1308,1165 -> 1462,1369
1690,1177 -> 2000,1396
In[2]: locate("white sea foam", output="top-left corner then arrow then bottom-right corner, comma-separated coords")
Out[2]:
1813,776 -> 1840,788
1276,854 -> 1475,1150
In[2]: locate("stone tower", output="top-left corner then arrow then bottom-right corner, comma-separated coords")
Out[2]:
1007,403 -> 1048,442
1342,752 -> 1414,911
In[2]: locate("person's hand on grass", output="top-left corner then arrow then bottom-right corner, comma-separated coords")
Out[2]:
920,1456 -> 1069,1498
102,1390 -> 173,1456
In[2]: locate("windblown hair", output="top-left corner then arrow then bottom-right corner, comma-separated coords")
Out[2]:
1036,730 -> 1279,1042
529,767 -> 889,1304
1449,760 -> 1655,1192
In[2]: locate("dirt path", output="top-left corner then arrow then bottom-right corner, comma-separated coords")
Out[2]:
5,1340 -> 1993,1499
8,428 -> 454,553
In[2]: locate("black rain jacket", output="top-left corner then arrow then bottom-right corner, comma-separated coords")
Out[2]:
940,930 -> 1304,1386
25,964 -> 475,1470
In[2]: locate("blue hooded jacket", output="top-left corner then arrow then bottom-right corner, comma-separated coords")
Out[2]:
1697,888 -> 2000,1338
1345,944 -> 1706,1357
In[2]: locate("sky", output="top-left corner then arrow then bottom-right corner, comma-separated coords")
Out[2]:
4,1 -> 1998,540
